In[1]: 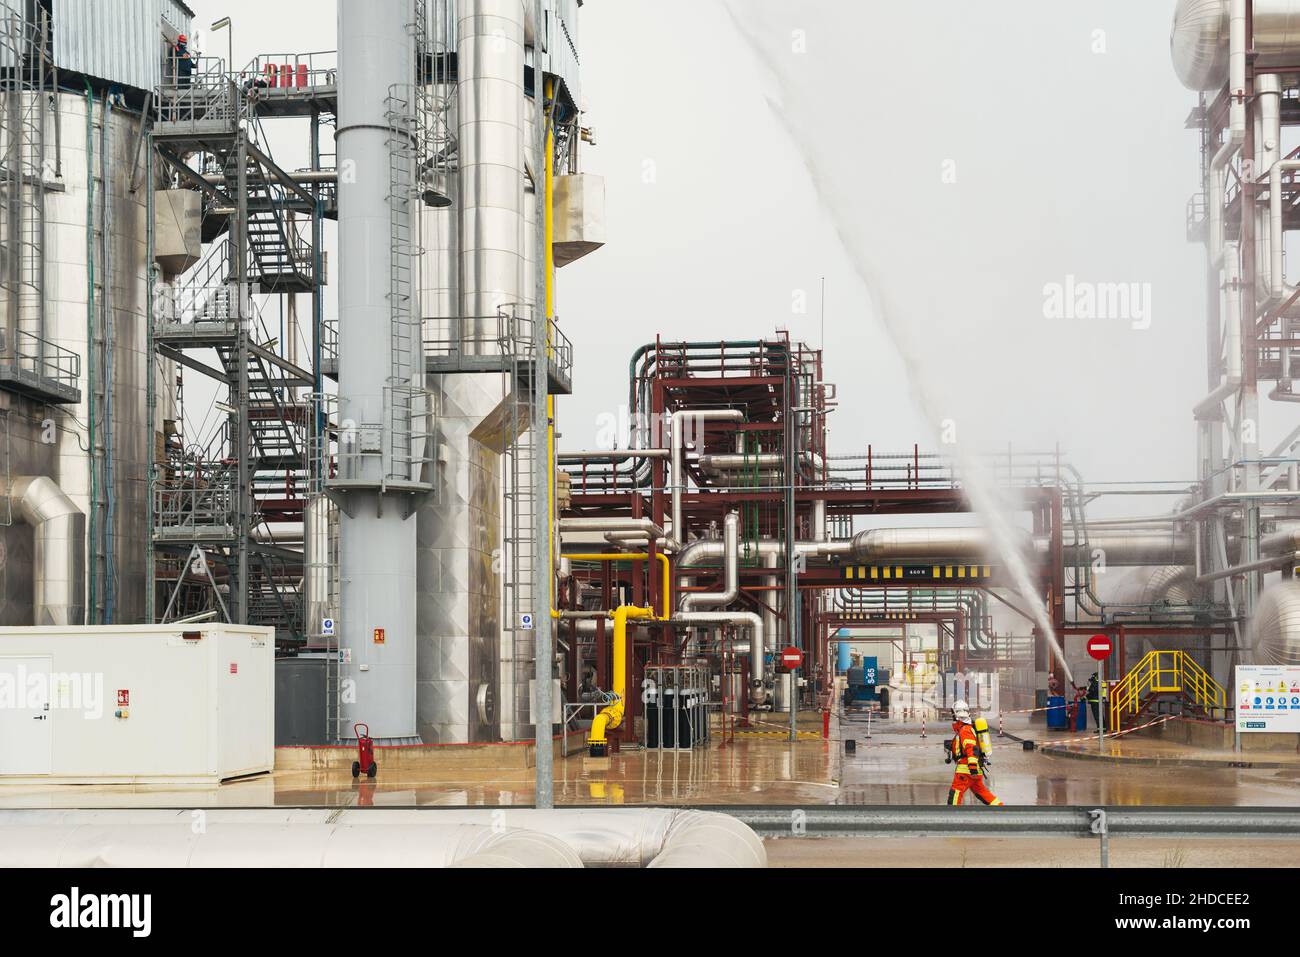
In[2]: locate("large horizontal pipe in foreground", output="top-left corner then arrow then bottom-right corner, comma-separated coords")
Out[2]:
0,808 -> 767,868
0,823 -> 583,868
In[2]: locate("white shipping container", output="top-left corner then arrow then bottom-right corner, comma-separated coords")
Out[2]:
0,625 -> 274,785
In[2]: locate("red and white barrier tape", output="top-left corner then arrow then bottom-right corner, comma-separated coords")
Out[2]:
853,714 -> 1175,752
1039,714 -> 1174,748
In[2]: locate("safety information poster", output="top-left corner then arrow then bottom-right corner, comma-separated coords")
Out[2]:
1236,666 -> 1300,732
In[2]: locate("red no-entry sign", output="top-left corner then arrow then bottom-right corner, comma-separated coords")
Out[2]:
1087,634 -> 1113,661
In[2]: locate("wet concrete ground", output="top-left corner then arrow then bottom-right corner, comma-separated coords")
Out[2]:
0,709 -> 1296,809
764,836 -> 1297,868
833,711 -> 1300,807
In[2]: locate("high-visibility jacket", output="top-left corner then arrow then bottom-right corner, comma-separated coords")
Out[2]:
949,721 -> 984,776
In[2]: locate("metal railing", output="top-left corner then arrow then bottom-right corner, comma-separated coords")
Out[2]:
239,51 -> 338,93
0,329 -> 80,396
320,316 -> 339,371
422,309 -> 574,382
155,243 -> 248,332
156,55 -> 239,131
1185,193 -> 1207,242
311,389 -> 436,490
1109,650 -> 1227,730
153,465 -> 239,540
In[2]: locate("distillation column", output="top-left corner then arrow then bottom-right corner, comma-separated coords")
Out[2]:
417,0 -> 528,742
335,0 -> 423,740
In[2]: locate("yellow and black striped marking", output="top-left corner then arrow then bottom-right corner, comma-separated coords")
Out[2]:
841,564 -> 993,582
833,611 -> 925,622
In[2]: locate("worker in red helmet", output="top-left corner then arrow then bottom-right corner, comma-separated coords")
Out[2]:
174,33 -> 193,86
945,700 -> 1003,806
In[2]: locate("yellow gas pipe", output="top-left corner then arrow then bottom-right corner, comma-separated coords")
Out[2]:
587,604 -> 655,756
545,77 -> 558,619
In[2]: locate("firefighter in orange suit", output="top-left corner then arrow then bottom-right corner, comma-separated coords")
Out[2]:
946,700 -> 1003,806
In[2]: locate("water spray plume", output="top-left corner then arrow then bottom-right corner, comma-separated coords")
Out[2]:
723,2 -> 1073,684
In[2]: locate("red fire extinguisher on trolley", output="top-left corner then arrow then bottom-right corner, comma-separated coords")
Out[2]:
352,722 -> 378,778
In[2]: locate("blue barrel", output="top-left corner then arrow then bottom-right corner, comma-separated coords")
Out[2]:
836,635 -> 853,673
1046,695 -> 1068,729
1075,699 -> 1088,731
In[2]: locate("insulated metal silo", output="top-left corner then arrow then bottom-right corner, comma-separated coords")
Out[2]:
416,0 -> 528,744
0,37 -> 161,628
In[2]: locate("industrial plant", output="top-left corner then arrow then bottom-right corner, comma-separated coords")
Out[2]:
0,0 -> 1295,885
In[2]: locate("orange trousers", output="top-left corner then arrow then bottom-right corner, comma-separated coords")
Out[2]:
947,773 -> 1003,806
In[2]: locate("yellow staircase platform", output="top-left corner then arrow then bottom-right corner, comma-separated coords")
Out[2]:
1109,650 -> 1226,730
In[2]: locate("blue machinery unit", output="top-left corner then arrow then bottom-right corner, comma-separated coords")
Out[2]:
843,657 -> 891,709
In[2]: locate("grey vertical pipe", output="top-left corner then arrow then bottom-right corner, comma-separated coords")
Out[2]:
336,0 -> 419,739
679,511 -> 739,611
528,0 -> 553,808
670,409 -> 744,539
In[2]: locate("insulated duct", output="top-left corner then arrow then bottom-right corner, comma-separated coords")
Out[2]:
849,527 -> 1196,568
1243,580 -> 1300,665
7,476 -> 85,626
0,823 -> 584,868
1104,565 -> 1202,608
674,536 -> 848,571
850,527 -> 1019,564
0,807 -> 768,868
1173,0 -> 1300,91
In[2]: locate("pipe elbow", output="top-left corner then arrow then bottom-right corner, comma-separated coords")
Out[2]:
9,475 -> 86,626
588,700 -> 623,744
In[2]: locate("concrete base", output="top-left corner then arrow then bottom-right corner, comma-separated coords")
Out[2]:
1141,717 -> 1300,754
275,729 -> 588,772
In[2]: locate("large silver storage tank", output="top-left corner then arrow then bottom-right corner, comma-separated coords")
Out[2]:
1173,0 -> 1300,90
0,92 -> 157,626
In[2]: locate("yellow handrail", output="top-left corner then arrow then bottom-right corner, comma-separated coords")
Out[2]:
1109,650 -> 1226,730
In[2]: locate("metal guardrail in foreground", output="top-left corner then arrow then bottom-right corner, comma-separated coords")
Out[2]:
695,805 -> 1300,838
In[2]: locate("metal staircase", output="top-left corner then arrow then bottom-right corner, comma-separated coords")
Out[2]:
244,168 -> 314,293
152,87 -> 321,646
1109,650 -> 1227,730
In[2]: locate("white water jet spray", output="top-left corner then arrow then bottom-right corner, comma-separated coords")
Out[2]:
723,2 -> 1073,683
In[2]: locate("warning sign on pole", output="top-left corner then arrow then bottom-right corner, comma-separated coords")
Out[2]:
1236,665 -> 1300,733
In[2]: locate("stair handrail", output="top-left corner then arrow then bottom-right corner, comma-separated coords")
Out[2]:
1176,651 -> 1226,716
1109,650 -> 1157,731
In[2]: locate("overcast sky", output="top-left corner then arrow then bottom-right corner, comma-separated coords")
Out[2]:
185,1 -> 1221,514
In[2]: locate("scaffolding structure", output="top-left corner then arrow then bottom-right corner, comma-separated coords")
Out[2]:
150,47 -> 337,648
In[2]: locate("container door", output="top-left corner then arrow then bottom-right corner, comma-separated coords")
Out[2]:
0,656 -> 53,774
